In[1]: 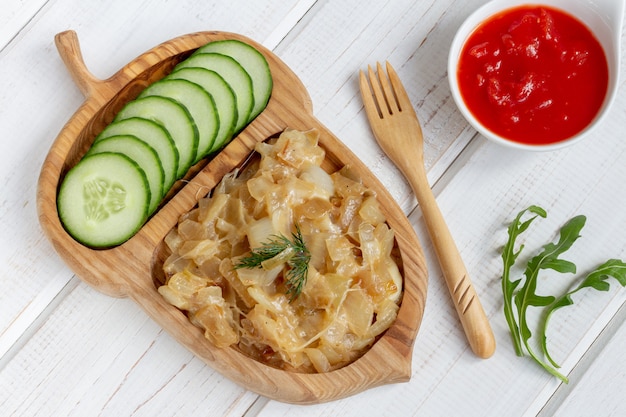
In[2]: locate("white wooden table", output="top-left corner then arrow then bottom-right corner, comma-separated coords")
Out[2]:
2,1 -> 625,415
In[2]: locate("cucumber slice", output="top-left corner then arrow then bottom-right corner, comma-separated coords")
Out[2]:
174,53 -> 253,133
139,78 -> 218,163
194,40 -> 272,121
95,117 -> 179,190
87,135 -> 164,214
115,96 -> 198,178
167,68 -> 237,153
57,152 -> 150,248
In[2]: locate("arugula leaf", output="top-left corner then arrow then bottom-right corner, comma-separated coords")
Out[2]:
514,214 -> 585,382
541,259 -> 626,367
501,205 -> 547,355
501,206 -> 626,383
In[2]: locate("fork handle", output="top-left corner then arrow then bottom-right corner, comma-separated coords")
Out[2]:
408,168 -> 496,359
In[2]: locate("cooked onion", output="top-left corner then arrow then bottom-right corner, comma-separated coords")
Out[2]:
158,128 -> 403,372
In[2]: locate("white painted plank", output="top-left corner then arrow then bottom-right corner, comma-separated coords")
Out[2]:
552,304 -> 626,417
0,272 -> 76,368
0,0 -> 47,51
0,282 -> 258,416
262,0 -> 318,50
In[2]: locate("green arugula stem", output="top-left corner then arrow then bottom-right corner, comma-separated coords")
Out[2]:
501,205 -> 546,356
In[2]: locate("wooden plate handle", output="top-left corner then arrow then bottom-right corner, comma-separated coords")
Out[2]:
55,30 -> 107,98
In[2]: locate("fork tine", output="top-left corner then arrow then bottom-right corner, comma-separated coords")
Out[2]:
359,68 -> 381,119
367,64 -> 387,117
367,64 -> 389,118
375,62 -> 400,115
384,62 -> 413,115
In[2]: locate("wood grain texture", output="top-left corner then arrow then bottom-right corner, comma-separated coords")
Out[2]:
36,30 -> 428,403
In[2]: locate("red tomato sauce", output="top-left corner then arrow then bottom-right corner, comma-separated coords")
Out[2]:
457,5 -> 608,145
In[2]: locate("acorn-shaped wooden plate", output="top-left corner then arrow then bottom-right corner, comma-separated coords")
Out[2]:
37,30 -> 428,404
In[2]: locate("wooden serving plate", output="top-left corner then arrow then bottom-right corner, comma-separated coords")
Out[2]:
36,30 -> 429,404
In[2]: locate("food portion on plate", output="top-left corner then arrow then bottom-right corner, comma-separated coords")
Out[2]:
158,129 -> 404,373
57,39 -> 272,249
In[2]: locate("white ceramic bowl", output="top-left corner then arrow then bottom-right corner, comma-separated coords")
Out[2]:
448,0 -> 623,151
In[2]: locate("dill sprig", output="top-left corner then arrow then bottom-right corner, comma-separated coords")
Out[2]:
234,225 -> 311,301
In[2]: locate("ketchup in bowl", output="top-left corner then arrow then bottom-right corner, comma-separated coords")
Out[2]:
457,5 -> 609,146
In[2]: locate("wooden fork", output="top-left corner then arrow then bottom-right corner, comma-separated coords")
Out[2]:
359,61 -> 495,359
